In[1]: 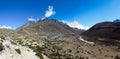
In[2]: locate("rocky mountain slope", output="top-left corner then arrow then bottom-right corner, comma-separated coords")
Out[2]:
0,18 -> 120,59
0,35 -> 49,59
82,21 -> 120,47
16,18 -> 85,36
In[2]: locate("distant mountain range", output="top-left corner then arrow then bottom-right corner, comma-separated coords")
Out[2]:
0,18 -> 120,59
113,19 -> 120,22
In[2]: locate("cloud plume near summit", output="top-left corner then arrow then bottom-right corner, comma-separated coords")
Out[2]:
28,17 -> 36,21
45,6 -> 56,18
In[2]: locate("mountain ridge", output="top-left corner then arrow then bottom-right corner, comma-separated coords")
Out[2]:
16,18 -> 85,36
82,21 -> 120,47
0,18 -> 120,59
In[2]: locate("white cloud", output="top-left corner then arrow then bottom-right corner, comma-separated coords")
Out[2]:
45,6 -> 56,17
0,25 -> 13,29
62,20 -> 89,30
41,17 -> 45,20
28,17 -> 36,21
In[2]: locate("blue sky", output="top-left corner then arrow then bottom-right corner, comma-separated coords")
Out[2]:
0,0 -> 120,29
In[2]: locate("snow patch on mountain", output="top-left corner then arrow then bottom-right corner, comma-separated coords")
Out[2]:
0,25 -> 14,29
79,36 -> 94,44
62,20 -> 89,30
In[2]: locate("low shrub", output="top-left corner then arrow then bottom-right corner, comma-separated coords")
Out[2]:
0,43 -> 4,51
28,45 -> 44,59
15,49 -> 21,54
0,36 -> 5,40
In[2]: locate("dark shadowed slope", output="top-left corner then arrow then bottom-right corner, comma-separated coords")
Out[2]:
82,20 -> 120,46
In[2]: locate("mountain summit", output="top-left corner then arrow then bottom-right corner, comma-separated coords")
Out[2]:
17,18 -> 85,36
113,19 -> 120,22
